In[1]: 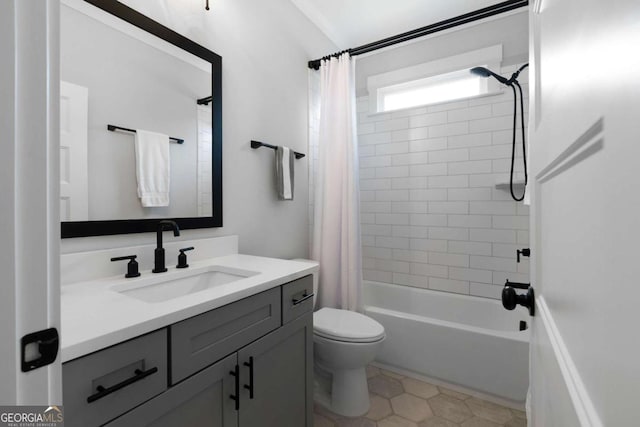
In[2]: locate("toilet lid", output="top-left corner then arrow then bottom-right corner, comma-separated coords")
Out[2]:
313,308 -> 385,343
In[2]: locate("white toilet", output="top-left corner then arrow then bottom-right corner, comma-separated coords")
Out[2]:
313,307 -> 386,417
291,259 -> 386,417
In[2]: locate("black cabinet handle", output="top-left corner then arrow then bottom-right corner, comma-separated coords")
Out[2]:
229,364 -> 240,411
87,367 -> 158,403
243,357 -> 254,399
292,292 -> 314,306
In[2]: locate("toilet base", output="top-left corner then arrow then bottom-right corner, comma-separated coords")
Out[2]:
330,367 -> 370,417
315,362 -> 371,417
313,365 -> 332,409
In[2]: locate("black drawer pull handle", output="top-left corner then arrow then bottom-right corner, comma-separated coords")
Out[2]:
87,367 -> 158,403
243,357 -> 254,399
292,292 -> 314,306
229,364 -> 240,411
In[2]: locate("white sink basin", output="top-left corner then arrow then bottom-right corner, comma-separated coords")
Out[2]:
112,266 -> 259,303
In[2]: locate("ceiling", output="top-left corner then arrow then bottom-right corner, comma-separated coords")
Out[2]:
289,0 -> 510,49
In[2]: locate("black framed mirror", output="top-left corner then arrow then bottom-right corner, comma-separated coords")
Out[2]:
61,0 -> 222,238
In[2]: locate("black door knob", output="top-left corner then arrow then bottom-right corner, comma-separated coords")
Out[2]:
502,281 -> 535,316
502,286 -> 518,310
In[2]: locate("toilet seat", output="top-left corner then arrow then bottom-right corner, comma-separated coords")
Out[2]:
313,308 -> 385,343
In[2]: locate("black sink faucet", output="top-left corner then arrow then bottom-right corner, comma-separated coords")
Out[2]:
153,220 -> 180,273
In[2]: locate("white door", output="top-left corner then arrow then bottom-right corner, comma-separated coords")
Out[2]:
528,0 -> 640,425
0,0 -> 62,405
60,81 -> 89,221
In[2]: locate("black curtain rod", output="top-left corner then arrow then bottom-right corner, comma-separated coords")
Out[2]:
107,125 -> 184,144
308,0 -> 528,70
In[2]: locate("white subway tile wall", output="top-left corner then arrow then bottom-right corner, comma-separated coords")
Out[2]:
358,65 -> 530,299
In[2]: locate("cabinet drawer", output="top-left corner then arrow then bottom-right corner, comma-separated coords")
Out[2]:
170,288 -> 281,384
63,329 -> 168,427
281,275 -> 313,324
105,353 -> 238,427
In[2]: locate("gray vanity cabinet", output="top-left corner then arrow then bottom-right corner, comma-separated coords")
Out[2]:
104,353 -> 238,427
238,314 -> 313,427
63,275 -> 313,427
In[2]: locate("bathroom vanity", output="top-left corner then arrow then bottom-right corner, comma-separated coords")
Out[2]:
57,1 -> 313,423
60,242 -> 317,427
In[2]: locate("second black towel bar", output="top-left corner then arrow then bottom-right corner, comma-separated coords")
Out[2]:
108,125 -> 184,144
197,96 -> 213,105
251,140 -> 305,159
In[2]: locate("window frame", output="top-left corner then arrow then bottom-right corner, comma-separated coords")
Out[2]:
366,45 -> 504,114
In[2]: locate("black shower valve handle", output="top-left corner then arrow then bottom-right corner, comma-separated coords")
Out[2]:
110,255 -> 141,278
504,280 -> 530,290
516,248 -> 530,263
177,247 -> 195,269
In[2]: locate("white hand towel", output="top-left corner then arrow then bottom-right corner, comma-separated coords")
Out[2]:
134,129 -> 170,207
275,146 -> 294,200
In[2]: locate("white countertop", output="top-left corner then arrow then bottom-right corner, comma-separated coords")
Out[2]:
61,254 -> 318,362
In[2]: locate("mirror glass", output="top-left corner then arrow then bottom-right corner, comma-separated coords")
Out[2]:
60,0 -> 222,237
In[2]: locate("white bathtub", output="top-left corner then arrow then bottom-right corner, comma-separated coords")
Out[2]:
363,281 -> 529,403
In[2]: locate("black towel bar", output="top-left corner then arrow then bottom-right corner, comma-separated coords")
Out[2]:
250,140 -> 305,159
108,125 -> 184,144
197,96 -> 213,105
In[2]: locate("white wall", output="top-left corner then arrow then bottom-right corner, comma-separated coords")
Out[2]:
357,13 -> 530,299
355,11 -> 528,97
61,0 -> 337,257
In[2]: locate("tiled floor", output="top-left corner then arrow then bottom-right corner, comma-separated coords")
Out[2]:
314,366 -> 526,427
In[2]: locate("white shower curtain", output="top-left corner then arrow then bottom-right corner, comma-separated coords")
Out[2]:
309,53 -> 363,311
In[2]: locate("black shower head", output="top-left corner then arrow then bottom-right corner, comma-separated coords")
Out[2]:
470,66 -> 491,77
470,66 -> 510,85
